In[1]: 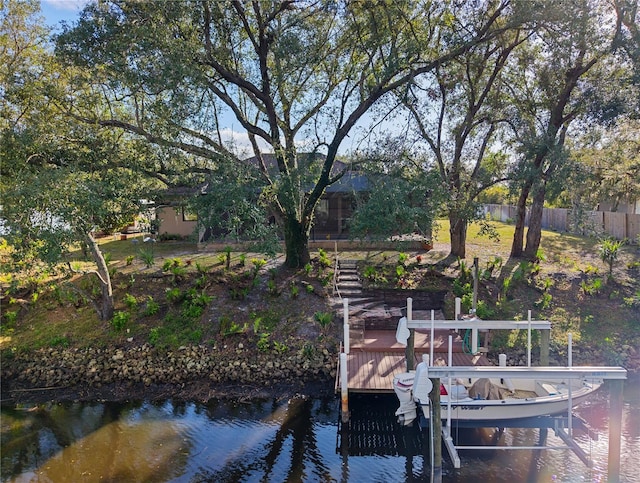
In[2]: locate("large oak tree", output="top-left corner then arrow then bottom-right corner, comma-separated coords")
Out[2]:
55,0 -> 515,267
1,0 -> 150,320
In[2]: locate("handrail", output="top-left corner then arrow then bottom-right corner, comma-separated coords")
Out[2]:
332,241 -> 341,299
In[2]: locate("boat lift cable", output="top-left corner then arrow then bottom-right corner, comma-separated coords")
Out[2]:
462,329 -> 473,354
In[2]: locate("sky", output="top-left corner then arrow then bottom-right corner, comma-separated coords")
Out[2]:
39,0 -> 87,29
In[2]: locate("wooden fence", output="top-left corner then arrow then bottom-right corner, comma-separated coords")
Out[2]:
482,204 -> 640,242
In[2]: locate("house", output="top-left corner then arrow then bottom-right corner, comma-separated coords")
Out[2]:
154,154 -> 369,242
154,186 -> 203,241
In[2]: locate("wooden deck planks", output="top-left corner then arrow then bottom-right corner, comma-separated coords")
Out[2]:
341,329 -> 492,393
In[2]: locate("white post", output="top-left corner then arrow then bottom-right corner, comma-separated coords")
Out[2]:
527,310 -> 532,367
455,297 -> 461,320
430,309 -> 435,366
340,352 -> 349,423
471,318 -> 478,355
568,332 -> 573,436
499,353 -> 507,367
343,298 -> 350,354
407,297 -> 413,322
447,335 -> 453,428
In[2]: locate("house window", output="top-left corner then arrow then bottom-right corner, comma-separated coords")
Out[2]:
316,199 -> 329,218
182,207 -> 198,221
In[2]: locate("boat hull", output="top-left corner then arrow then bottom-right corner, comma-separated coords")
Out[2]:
419,384 -> 599,422
395,375 -> 602,423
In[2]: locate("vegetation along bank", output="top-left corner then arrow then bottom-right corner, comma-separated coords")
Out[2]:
2,221 -> 640,404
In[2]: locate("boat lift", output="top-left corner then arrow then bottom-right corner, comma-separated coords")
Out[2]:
398,299 -> 628,481
424,360 -> 627,470
337,297 -> 628,481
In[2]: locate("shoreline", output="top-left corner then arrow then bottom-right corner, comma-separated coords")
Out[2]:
1,342 -> 338,406
2,340 -> 638,406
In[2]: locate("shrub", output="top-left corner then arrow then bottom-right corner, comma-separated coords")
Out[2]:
49,335 -> 69,347
580,278 -> 603,296
111,311 -> 130,331
599,238 -> 624,279
2,310 -> 18,328
363,265 -> 377,280
123,293 -> 138,310
169,265 -> 187,285
221,245 -> 232,269
453,279 -> 471,297
257,333 -> 271,352
138,248 -> 155,268
317,248 -> 331,267
300,342 -> 315,359
182,303 -> 204,319
251,258 -> 267,276
482,256 -> 503,279
149,327 -> 160,346
273,340 -> 288,354
475,300 -> 494,319
191,292 -> 213,307
143,296 -> 160,316
165,287 -> 184,304
314,311 -> 333,332
536,292 -> 553,309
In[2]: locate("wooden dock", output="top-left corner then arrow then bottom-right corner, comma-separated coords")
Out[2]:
340,328 -> 491,394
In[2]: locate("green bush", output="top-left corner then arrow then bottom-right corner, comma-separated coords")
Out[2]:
182,303 -> 204,319
138,248 -> 155,268
273,340 -> 288,354
111,311 -> 130,331
317,248 -> 331,267
143,296 -> 160,316
599,238 -> 624,279
165,287 -> 184,304
314,311 -> 333,332
149,327 -> 160,346
2,310 -> 18,328
257,333 -> 271,352
50,335 -> 69,347
123,293 -> 138,310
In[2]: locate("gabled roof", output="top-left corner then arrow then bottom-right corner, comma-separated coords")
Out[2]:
325,171 -> 370,192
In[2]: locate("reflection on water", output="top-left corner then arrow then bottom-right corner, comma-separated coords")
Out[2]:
1,379 -> 638,482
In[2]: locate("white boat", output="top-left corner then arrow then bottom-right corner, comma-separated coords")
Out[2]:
393,364 -> 602,426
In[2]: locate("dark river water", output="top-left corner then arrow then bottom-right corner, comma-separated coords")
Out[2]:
1,379 -> 638,482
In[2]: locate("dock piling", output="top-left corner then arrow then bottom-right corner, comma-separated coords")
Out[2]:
608,379 -> 624,482
405,298 -> 415,371
340,352 -> 349,423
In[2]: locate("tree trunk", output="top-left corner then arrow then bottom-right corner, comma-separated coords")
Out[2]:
283,214 -> 311,268
86,233 -> 114,320
510,181 -> 532,258
523,183 -> 547,260
449,212 -> 467,259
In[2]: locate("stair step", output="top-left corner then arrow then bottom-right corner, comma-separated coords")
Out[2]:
338,275 -> 360,283
338,262 -> 358,269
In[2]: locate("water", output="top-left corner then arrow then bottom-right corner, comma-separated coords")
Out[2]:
1,379 -> 638,482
